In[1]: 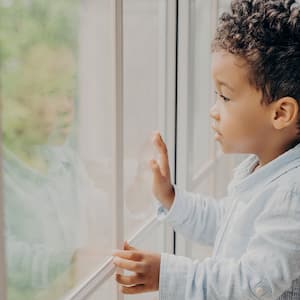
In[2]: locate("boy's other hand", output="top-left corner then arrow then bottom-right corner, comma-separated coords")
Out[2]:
149,132 -> 175,209
113,241 -> 161,294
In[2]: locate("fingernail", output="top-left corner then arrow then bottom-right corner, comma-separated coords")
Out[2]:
112,249 -> 119,256
113,257 -> 120,264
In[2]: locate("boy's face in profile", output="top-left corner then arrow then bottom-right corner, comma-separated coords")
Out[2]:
210,50 -> 273,154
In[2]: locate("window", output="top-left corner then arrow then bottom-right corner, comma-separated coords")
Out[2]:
0,0 -> 175,299
0,1 -> 240,299
0,0 -> 117,299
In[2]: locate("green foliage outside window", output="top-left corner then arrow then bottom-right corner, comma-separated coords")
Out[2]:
0,0 -> 78,165
0,1 -> 80,299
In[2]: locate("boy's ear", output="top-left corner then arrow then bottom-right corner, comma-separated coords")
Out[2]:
271,97 -> 299,130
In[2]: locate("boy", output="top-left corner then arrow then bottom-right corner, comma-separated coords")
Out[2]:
113,0 -> 300,299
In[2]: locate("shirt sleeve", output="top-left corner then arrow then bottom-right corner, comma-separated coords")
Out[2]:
159,186 -> 300,300
6,233 -> 73,289
156,185 -> 228,245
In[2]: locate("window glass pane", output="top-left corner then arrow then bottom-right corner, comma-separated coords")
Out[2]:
123,0 -> 167,238
1,1 -> 114,299
188,0 -> 213,179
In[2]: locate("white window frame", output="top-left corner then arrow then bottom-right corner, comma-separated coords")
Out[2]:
0,1 -> 177,300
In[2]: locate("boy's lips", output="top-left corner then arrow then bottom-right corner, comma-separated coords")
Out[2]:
211,125 -> 223,142
211,124 -> 222,136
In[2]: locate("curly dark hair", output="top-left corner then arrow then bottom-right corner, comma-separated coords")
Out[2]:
212,0 -> 300,111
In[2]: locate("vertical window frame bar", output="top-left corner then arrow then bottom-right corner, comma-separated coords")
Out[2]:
112,0 -> 124,299
175,0 -> 191,257
161,0 -> 178,255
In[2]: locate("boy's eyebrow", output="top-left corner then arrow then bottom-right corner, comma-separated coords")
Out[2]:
217,80 -> 235,92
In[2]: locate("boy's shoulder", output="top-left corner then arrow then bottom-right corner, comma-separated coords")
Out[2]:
229,151 -> 300,194
275,164 -> 300,190
263,162 -> 300,215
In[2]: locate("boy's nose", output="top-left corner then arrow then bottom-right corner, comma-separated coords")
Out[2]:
209,104 -> 220,121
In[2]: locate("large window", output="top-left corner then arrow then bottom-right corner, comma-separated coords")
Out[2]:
0,0 -> 175,299
0,1 -> 241,299
1,0 -> 116,299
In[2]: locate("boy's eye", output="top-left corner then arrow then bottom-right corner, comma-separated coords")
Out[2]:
221,95 -> 231,102
214,90 -> 231,102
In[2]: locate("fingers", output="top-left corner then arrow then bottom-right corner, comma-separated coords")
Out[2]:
152,132 -> 171,179
120,284 -> 146,294
115,273 -> 145,286
113,243 -> 145,272
113,257 -> 146,273
124,241 -> 136,251
112,250 -> 143,262
149,159 -> 164,182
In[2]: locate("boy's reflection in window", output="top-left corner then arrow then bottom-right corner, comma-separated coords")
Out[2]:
3,45 -> 109,300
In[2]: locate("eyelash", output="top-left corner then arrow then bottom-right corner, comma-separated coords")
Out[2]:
214,91 -> 231,102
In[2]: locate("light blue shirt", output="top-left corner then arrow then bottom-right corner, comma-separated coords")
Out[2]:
4,145 -> 108,298
157,143 -> 300,300
4,146 -> 85,292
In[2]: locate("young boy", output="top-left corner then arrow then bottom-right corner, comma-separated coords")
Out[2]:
113,0 -> 300,299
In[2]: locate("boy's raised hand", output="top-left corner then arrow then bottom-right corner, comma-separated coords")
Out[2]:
113,241 -> 161,294
149,132 -> 175,209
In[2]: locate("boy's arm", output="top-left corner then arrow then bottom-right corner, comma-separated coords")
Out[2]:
114,185 -> 300,299
150,132 -> 228,245
6,233 -> 74,289
159,187 -> 300,300
156,184 -> 227,245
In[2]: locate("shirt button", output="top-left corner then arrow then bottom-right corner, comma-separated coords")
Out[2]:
255,287 -> 265,297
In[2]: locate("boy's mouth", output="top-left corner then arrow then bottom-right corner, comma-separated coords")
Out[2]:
211,124 -> 222,136
211,125 -> 223,141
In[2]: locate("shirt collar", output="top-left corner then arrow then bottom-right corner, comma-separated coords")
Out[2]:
3,144 -> 71,184
229,143 -> 300,194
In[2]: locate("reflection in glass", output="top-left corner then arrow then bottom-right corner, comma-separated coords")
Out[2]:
1,1 -> 113,299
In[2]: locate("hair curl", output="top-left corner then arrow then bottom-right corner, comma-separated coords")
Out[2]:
212,0 -> 300,113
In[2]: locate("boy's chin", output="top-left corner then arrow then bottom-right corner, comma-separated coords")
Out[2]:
220,144 -> 252,155
215,139 -> 249,154
217,143 -> 237,154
